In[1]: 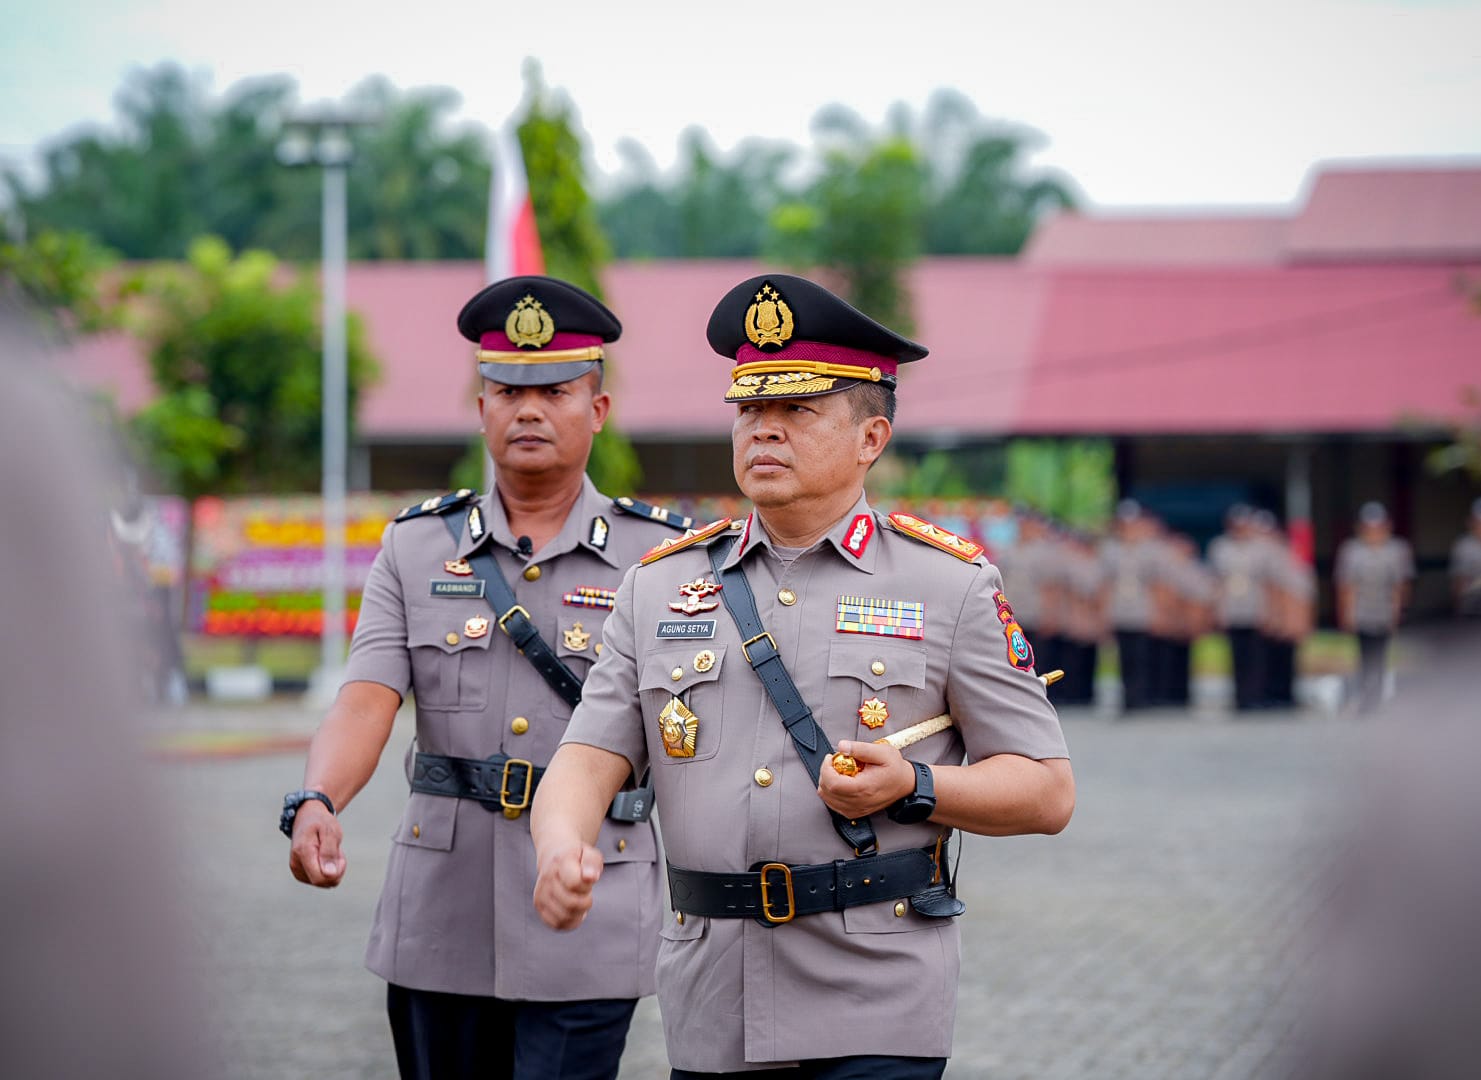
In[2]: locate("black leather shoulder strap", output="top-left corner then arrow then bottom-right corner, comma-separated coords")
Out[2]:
707,535 -> 877,856
452,507 -> 584,710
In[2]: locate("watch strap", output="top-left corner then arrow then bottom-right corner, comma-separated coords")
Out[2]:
280,789 -> 335,838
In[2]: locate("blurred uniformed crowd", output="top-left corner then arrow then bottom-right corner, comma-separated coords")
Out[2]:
993,499 -> 1317,714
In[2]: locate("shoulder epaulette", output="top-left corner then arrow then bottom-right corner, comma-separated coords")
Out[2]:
639,518 -> 738,565
613,496 -> 694,531
886,511 -> 985,563
394,489 -> 477,522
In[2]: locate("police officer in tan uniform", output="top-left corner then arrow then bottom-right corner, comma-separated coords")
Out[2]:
1208,504 -> 1275,712
281,276 -> 689,1080
1336,501 -> 1415,712
1450,498 -> 1481,617
531,274 -> 1074,1078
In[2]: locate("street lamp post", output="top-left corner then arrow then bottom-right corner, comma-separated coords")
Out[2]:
278,108 -> 367,702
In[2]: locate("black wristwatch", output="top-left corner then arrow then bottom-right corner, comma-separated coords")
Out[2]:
887,761 -> 937,825
279,789 -> 335,838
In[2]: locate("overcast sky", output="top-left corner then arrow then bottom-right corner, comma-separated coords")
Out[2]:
3,0 -> 1479,209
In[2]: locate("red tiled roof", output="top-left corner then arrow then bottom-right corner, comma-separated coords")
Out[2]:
54,164 -> 1481,443
1286,164 -> 1481,262
1025,214 -> 1287,266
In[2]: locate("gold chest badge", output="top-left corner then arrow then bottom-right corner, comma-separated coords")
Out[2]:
658,697 -> 698,757
563,621 -> 591,651
669,577 -> 723,616
443,559 -> 473,576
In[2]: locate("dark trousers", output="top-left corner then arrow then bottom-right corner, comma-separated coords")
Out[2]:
1166,638 -> 1191,707
1116,629 -> 1153,711
1356,631 -> 1391,712
387,984 -> 637,1080
1060,639 -> 1098,705
1227,627 -> 1266,712
672,1055 -> 947,1079
1265,636 -> 1296,707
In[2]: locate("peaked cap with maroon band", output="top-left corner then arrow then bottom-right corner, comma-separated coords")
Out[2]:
706,273 -> 928,402
458,275 -> 622,387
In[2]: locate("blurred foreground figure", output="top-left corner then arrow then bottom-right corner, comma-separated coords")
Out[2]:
1295,622 -> 1481,1080
0,295 -> 209,1077
1334,502 -> 1413,712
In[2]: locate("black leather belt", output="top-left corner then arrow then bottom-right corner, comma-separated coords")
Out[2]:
667,846 -> 956,927
411,751 -> 652,823
412,751 -> 543,815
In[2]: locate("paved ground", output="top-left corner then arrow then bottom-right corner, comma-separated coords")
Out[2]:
154,692 -> 1363,1080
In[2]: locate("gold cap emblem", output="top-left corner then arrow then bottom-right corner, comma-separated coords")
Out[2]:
744,283 -> 794,349
505,294 -> 556,348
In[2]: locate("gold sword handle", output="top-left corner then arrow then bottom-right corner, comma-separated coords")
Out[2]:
830,669 -> 1063,776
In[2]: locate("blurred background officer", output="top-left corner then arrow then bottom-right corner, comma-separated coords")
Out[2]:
1159,533 -> 1214,710
1259,515 -> 1315,710
282,276 -> 685,1080
1103,499 -> 1159,713
994,509 -> 1063,686
1208,504 -> 1272,713
1058,530 -> 1108,707
532,273 -> 1073,1079
1335,501 -> 1415,713
1450,498 -> 1481,618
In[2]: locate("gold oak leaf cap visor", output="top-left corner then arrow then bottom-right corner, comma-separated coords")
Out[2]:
458,275 -> 622,387
706,273 -> 928,402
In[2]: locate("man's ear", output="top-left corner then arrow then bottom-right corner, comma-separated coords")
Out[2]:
859,416 -> 892,466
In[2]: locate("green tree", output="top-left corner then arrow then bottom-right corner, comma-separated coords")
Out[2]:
0,229 -> 116,332
768,105 -> 928,332
1004,439 -> 1115,527
123,236 -> 378,498
514,62 -> 640,496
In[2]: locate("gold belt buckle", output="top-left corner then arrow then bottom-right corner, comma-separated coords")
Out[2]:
500,758 -> 534,817
757,862 -> 795,925
498,605 -> 531,634
741,632 -> 777,664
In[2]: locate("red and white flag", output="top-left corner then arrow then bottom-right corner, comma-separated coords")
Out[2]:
485,122 -> 544,282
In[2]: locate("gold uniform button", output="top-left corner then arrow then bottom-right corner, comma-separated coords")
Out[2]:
871,660 -> 886,676
511,717 -> 529,735
671,667 -> 684,681
412,825 -> 421,839
894,901 -> 906,917
594,643 -> 604,656
778,587 -> 797,606
445,632 -> 460,646
523,564 -> 541,581
617,839 -> 627,853
754,767 -> 774,787
676,912 -> 685,926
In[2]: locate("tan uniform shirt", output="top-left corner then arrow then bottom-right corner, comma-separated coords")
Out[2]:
993,537 -> 1061,630
1207,534 -> 1273,629
1451,533 -> 1481,615
1335,537 -> 1415,634
563,496 -> 1068,1071
1062,549 -> 1109,645
345,478 -> 677,999
1101,537 -> 1159,630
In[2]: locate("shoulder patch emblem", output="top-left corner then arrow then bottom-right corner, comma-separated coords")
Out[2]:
887,512 -> 985,562
395,488 -> 476,522
613,496 -> 695,531
640,518 -> 733,565
994,590 -> 1036,672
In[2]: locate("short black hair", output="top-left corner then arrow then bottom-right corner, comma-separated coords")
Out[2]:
846,381 -> 896,424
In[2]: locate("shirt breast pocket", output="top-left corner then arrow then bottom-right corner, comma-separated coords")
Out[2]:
825,640 -> 932,743
638,646 -> 726,763
406,615 -> 493,711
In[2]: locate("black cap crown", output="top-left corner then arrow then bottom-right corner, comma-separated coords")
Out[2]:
458,275 -> 620,386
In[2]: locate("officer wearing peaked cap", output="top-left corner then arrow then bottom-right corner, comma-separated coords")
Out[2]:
282,275 -> 690,1080
532,274 -> 1074,1077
